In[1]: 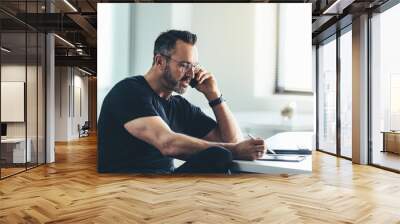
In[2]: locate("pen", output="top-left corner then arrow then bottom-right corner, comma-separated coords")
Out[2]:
247,133 -> 276,154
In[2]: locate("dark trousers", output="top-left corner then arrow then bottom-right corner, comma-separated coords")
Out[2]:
173,146 -> 233,174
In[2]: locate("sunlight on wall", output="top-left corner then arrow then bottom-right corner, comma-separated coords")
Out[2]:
98,4 -> 132,117
278,4 -> 312,92
254,4 -> 277,97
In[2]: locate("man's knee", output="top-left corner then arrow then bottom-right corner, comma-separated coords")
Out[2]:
174,146 -> 233,174
205,146 -> 233,164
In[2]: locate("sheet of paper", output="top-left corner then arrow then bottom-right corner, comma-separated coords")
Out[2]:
264,132 -> 313,150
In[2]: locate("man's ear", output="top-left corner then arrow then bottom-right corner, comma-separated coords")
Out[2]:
154,54 -> 165,69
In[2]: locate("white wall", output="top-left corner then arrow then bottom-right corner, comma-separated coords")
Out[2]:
185,4 -> 257,111
97,4 -> 134,116
131,4 -> 174,76
1,66 -> 25,124
97,3 -> 314,137
98,3 -> 194,116
55,67 -> 68,141
183,4 -> 313,114
55,67 -> 89,141
1,63 -> 46,163
1,65 -> 41,137
1,65 -> 27,142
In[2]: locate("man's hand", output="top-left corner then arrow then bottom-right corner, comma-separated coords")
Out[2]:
231,138 -> 266,160
193,67 -> 221,100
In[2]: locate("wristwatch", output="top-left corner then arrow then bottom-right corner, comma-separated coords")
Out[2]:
208,94 -> 225,107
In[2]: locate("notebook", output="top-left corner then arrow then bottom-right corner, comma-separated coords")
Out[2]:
266,149 -> 312,155
258,154 -> 306,162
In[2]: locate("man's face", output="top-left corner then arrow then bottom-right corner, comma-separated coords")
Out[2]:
160,40 -> 198,94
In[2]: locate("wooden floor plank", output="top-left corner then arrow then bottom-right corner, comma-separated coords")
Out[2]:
1,135 -> 400,223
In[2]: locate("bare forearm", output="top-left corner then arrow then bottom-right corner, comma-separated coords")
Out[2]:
206,92 -> 243,143
162,132 -> 236,159
212,103 -> 243,142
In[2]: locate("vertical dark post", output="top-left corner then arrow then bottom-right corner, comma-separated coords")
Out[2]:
44,0 -> 49,164
25,0 -> 28,171
316,44 -> 320,150
367,10 -> 373,164
36,0 -> 39,167
336,29 -> 341,157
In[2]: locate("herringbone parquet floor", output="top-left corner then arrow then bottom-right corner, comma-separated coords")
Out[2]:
1,134 -> 400,223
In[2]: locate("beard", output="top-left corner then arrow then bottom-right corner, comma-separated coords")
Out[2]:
162,65 -> 187,94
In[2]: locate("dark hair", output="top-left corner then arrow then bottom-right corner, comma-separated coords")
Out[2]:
152,30 -> 197,65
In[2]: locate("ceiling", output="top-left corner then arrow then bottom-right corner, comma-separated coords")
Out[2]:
0,0 -> 392,75
1,0 -> 98,74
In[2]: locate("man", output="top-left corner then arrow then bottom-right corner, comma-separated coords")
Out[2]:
98,30 -> 266,174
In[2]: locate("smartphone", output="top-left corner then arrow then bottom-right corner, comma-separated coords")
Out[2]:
189,79 -> 198,88
190,67 -> 202,88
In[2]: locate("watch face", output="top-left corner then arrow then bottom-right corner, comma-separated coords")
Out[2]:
189,79 -> 198,88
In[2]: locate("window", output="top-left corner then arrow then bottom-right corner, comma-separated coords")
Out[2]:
390,74 -> 400,130
276,4 -> 312,94
317,36 -> 337,154
371,3 -> 400,171
340,28 -> 352,158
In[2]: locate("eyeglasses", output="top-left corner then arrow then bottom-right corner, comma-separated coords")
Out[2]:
160,54 -> 200,73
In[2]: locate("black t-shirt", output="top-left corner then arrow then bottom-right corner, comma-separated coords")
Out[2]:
97,75 -> 217,173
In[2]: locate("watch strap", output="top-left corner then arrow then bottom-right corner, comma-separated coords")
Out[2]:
208,94 -> 225,107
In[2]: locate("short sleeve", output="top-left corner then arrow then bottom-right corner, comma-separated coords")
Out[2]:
183,101 -> 217,138
106,80 -> 158,126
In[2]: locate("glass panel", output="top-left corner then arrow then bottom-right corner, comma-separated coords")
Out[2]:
27,31 -> 38,169
340,29 -> 352,158
318,37 -> 337,154
38,32 -> 45,165
1,30 -> 27,177
0,1 -> 46,178
371,4 -> 400,171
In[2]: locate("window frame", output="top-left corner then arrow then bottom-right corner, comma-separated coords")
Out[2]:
274,4 -> 313,96
315,24 -> 353,161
